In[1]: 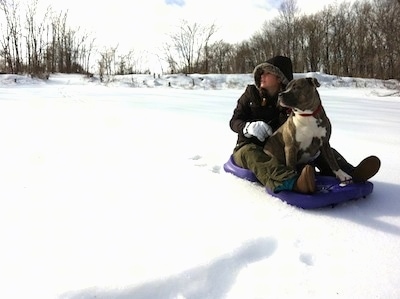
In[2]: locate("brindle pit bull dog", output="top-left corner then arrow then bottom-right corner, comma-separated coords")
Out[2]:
263,77 -> 352,183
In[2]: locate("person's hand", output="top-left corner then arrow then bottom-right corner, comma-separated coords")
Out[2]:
243,121 -> 273,142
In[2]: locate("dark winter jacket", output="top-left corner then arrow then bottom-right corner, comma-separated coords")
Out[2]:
229,55 -> 294,150
229,84 -> 288,149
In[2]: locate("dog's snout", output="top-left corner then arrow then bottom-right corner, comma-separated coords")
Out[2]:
278,90 -> 288,98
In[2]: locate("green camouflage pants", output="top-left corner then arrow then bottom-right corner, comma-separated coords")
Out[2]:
232,143 -> 297,191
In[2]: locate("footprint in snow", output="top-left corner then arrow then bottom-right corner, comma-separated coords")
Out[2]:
294,240 -> 315,266
189,155 -> 207,167
299,253 -> 315,266
211,165 -> 221,174
195,163 -> 207,167
189,156 -> 221,173
189,155 -> 202,161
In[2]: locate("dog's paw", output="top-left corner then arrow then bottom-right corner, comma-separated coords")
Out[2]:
334,169 -> 352,185
339,181 -> 351,187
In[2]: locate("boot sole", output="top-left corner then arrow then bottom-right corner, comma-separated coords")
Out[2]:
353,156 -> 381,182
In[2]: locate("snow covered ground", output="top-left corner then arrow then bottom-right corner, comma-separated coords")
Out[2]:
0,72 -> 399,299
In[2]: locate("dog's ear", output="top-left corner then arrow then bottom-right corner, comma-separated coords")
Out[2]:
306,77 -> 321,88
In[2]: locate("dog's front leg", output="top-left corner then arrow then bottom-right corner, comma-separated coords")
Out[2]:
284,144 -> 298,170
321,142 -> 352,182
282,131 -> 298,169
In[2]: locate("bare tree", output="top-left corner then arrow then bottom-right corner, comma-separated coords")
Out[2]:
371,0 -> 400,79
54,11 -> 68,72
166,20 -> 216,74
248,33 -> 272,66
231,41 -> 253,73
0,0 -> 22,73
98,45 -> 118,80
298,14 -> 324,72
45,10 -> 94,74
258,20 -> 283,59
78,35 -> 96,75
279,0 -> 300,66
25,0 -> 51,77
116,50 -> 142,75
351,0 -> 375,78
328,2 -> 354,76
206,40 -> 234,73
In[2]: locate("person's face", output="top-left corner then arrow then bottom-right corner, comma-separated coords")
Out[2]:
260,73 -> 282,96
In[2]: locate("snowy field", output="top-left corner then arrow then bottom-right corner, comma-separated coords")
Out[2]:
0,72 -> 399,299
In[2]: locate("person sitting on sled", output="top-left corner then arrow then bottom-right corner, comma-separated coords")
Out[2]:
229,55 -> 380,194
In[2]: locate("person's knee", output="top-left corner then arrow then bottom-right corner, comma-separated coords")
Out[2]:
233,143 -> 262,169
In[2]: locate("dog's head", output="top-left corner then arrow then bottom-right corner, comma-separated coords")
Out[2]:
278,78 -> 321,113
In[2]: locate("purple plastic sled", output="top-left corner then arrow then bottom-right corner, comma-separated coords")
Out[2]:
223,155 -> 374,209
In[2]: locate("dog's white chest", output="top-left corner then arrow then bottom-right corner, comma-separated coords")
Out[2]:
294,117 -> 327,149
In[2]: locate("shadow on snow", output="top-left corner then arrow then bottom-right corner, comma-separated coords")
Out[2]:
61,237 -> 277,299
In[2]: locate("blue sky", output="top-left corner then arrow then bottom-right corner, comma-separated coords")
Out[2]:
165,0 -> 185,6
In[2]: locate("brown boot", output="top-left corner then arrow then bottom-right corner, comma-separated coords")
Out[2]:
293,165 -> 316,194
352,156 -> 381,182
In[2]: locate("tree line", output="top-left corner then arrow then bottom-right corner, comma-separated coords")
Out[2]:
0,0 -> 96,77
1,0 -> 399,80
167,0 -> 399,80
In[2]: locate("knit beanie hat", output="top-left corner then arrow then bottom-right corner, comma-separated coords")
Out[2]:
253,55 -> 294,88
